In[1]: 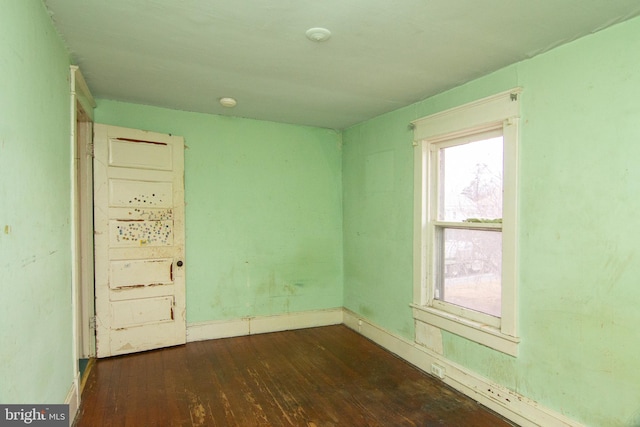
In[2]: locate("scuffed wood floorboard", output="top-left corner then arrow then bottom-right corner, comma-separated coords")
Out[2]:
74,325 -> 515,427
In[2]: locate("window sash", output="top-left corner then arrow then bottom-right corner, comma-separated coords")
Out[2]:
429,127 -> 505,320
432,225 -> 502,328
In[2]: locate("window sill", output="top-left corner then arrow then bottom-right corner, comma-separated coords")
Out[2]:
411,304 -> 520,357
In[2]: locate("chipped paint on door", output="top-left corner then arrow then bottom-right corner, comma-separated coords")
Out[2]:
109,258 -> 174,289
111,296 -> 175,329
108,138 -> 173,170
94,124 -> 186,357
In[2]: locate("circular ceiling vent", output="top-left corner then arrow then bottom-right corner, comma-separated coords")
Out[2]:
305,27 -> 331,42
219,97 -> 237,108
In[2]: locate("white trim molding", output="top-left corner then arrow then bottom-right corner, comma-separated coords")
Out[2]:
70,65 -> 96,121
412,88 -> 522,355
343,309 -> 582,427
69,65 -> 94,427
411,88 -> 522,142
65,378 -> 79,427
186,308 -> 344,342
412,304 -> 520,357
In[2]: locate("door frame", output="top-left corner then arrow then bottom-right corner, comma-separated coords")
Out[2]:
70,65 -> 96,388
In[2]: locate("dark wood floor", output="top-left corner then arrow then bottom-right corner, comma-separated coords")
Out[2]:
74,325 -> 514,427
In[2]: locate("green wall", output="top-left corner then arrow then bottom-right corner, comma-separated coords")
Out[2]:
3,2 -> 639,425
95,102 -> 344,322
342,16 -> 640,427
0,1 -> 73,403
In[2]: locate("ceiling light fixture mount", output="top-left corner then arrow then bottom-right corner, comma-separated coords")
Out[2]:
305,27 -> 331,42
219,97 -> 237,108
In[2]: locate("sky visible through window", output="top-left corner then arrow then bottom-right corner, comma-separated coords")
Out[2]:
441,136 -> 503,222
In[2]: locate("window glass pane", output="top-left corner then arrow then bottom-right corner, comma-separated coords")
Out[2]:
436,228 -> 501,317
439,136 -> 503,222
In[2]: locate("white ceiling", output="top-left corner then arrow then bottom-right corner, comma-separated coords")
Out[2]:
45,0 -> 640,130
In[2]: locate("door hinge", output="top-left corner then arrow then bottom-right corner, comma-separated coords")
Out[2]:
87,142 -> 95,157
89,316 -> 96,330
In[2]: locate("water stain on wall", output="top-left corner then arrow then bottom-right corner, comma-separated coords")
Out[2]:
626,407 -> 640,427
603,250 -> 634,290
358,305 -> 374,318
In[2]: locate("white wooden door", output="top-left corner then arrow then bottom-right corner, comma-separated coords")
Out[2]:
93,124 -> 186,357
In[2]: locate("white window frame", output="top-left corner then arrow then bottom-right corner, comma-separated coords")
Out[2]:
411,89 -> 521,356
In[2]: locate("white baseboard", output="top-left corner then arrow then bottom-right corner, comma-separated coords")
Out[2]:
65,376 -> 79,427
186,308 -> 344,342
342,309 -> 582,427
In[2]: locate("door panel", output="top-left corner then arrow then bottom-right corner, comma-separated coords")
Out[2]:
109,219 -> 174,247
94,124 -> 185,358
108,179 -> 173,207
108,138 -> 173,170
109,259 -> 174,289
111,296 -> 175,329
